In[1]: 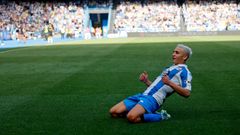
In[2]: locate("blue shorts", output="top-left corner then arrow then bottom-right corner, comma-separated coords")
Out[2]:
123,93 -> 160,113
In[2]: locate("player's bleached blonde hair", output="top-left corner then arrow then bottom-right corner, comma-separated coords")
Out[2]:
177,44 -> 193,60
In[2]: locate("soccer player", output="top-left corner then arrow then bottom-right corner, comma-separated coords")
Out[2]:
109,44 -> 193,123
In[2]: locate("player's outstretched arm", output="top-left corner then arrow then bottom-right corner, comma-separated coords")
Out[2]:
139,71 -> 152,86
162,75 -> 190,98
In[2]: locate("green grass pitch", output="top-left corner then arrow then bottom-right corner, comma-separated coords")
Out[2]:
0,36 -> 239,135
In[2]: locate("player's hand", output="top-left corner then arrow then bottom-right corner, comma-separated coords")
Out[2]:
162,74 -> 170,85
139,71 -> 148,83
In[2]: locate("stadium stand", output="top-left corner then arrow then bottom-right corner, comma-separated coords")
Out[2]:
0,0 -> 240,45
114,1 -> 180,32
183,0 -> 240,31
0,1 -> 84,40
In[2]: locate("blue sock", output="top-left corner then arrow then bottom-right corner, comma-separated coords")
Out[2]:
143,113 -> 163,122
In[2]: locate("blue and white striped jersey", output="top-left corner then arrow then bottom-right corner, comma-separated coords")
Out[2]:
143,64 -> 192,106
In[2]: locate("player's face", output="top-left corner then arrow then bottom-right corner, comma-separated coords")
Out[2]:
172,47 -> 188,65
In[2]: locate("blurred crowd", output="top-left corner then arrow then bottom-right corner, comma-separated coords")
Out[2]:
183,0 -> 240,31
114,0 -> 240,32
0,0 -> 240,43
0,1 -> 84,41
114,1 -> 180,32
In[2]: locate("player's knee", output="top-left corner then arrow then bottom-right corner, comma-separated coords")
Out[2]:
109,108 -> 119,117
109,108 -> 115,115
127,113 -> 138,123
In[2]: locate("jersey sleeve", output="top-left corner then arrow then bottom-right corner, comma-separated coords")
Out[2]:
180,69 -> 192,91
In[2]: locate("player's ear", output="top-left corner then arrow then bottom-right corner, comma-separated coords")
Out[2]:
183,54 -> 188,61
